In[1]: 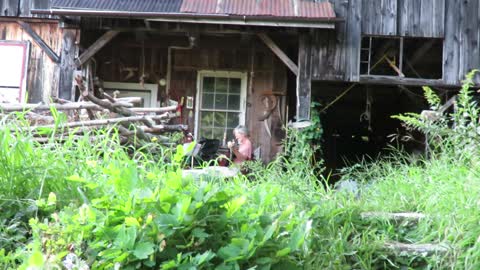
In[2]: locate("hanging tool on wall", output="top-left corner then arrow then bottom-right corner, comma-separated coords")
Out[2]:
359,87 -> 373,132
258,92 -> 278,138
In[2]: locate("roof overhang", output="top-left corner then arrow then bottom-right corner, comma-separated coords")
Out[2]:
31,9 -> 337,29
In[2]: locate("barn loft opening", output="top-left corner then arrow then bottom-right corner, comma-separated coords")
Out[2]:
360,36 -> 443,79
312,82 -> 434,180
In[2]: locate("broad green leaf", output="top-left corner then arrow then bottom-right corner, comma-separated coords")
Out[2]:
193,250 -> 215,265
162,260 -> 177,269
28,251 -> 44,267
280,204 -> 295,219
66,175 -> 87,183
224,196 -> 246,217
218,244 -> 242,260
114,225 -> 137,251
125,217 -> 140,227
113,252 -> 129,263
192,228 -> 209,239
133,242 -> 155,259
47,192 -> 56,206
261,220 -> 278,244
256,257 -> 272,265
275,247 -> 291,257
288,224 -> 305,251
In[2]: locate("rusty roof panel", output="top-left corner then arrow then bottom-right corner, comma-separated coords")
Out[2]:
180,0 -> 217,14
51,0 -> 183,13
181,0 -> 335,19
51,0 -> 335,20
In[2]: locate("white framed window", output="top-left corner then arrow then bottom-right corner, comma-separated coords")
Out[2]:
102,82 -> 158,108
0,41 -> 29,103
195,71 -> 247,142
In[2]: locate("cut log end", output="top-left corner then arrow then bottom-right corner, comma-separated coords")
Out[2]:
384,241 -> 450,256
361,212 -> 426,222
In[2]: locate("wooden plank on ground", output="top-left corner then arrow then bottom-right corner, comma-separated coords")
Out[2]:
384,242 -> 450,255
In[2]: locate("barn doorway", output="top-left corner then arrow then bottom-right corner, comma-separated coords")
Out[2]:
312,82 -> 432,180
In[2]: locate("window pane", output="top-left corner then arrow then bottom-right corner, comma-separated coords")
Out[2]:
200,111 -> 214,128
227,112 -> 239,129
216,78 -> 228,93
213,128 -> 226,141
215,94 -> 227,110
202,93 -> 214,109
203,77 -> 215,93
213,112 -> 226,128
199,127 -> 212,139
227,94 -> 240,110
230,78 -> 241,94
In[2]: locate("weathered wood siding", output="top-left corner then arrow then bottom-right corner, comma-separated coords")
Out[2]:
311,0 -> 361,82
443,0 -> 480,85
398,0 -> 445,38
94,34 -> 287,162
310,0 -> 480,85
361,0 -> 397,36
172,42 -> 288,162
0,0 -> 51,17
0,21 -> 64,102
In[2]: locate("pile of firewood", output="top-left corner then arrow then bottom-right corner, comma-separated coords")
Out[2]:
0,75 -> 187,145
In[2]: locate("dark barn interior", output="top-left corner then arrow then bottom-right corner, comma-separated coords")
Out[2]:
312,82 -> 431,176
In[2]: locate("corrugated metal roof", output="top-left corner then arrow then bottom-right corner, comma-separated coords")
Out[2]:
181,0 -> 335,19
51,0 -> 183,13
51,0 -> 335,20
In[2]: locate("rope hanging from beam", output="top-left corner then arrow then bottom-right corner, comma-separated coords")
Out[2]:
319,54 -> 392,113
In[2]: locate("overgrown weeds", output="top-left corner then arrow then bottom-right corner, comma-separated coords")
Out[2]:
2,72 -> 480,269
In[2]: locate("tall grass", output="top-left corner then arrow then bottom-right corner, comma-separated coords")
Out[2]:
2,71 -> 480,269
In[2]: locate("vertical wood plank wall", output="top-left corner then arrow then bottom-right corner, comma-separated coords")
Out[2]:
311,0 -> 361,82
361,0 -> 397,36
311,0 -> 479,86
0,22 -> 65,102
398,0 -> 445,38
94,34 -> 287,162
0,0 -> 52,18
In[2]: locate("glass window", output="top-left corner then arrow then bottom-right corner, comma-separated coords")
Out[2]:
198,74 -> 245,142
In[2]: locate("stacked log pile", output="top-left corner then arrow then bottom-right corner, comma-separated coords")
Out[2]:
0,75 -> 187,146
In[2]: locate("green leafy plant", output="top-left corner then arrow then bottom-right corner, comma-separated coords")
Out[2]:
393,70 -> 480,157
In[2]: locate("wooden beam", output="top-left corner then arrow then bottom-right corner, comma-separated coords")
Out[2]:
75,30 -> 120,67
29,114 -> 174,130
359,75 -> 457,88
438,95 -> 456,114
17,21 -> 60,63
257,33 -> 298,76
59,29 -> 78,100
385,57 -> 405,77
296,34 -> 312,121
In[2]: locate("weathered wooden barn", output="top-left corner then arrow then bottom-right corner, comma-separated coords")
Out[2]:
0,0 -> 479,167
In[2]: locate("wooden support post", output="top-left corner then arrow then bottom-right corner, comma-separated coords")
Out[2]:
59,29 -> 78,100
75,30 -> 120,67
257,33 -> 298,76
17,21 -> 60,63
385,57 -> 405,77
296,34 -> 312,121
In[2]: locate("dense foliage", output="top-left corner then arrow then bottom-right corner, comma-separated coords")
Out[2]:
1,73 -> 480,269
